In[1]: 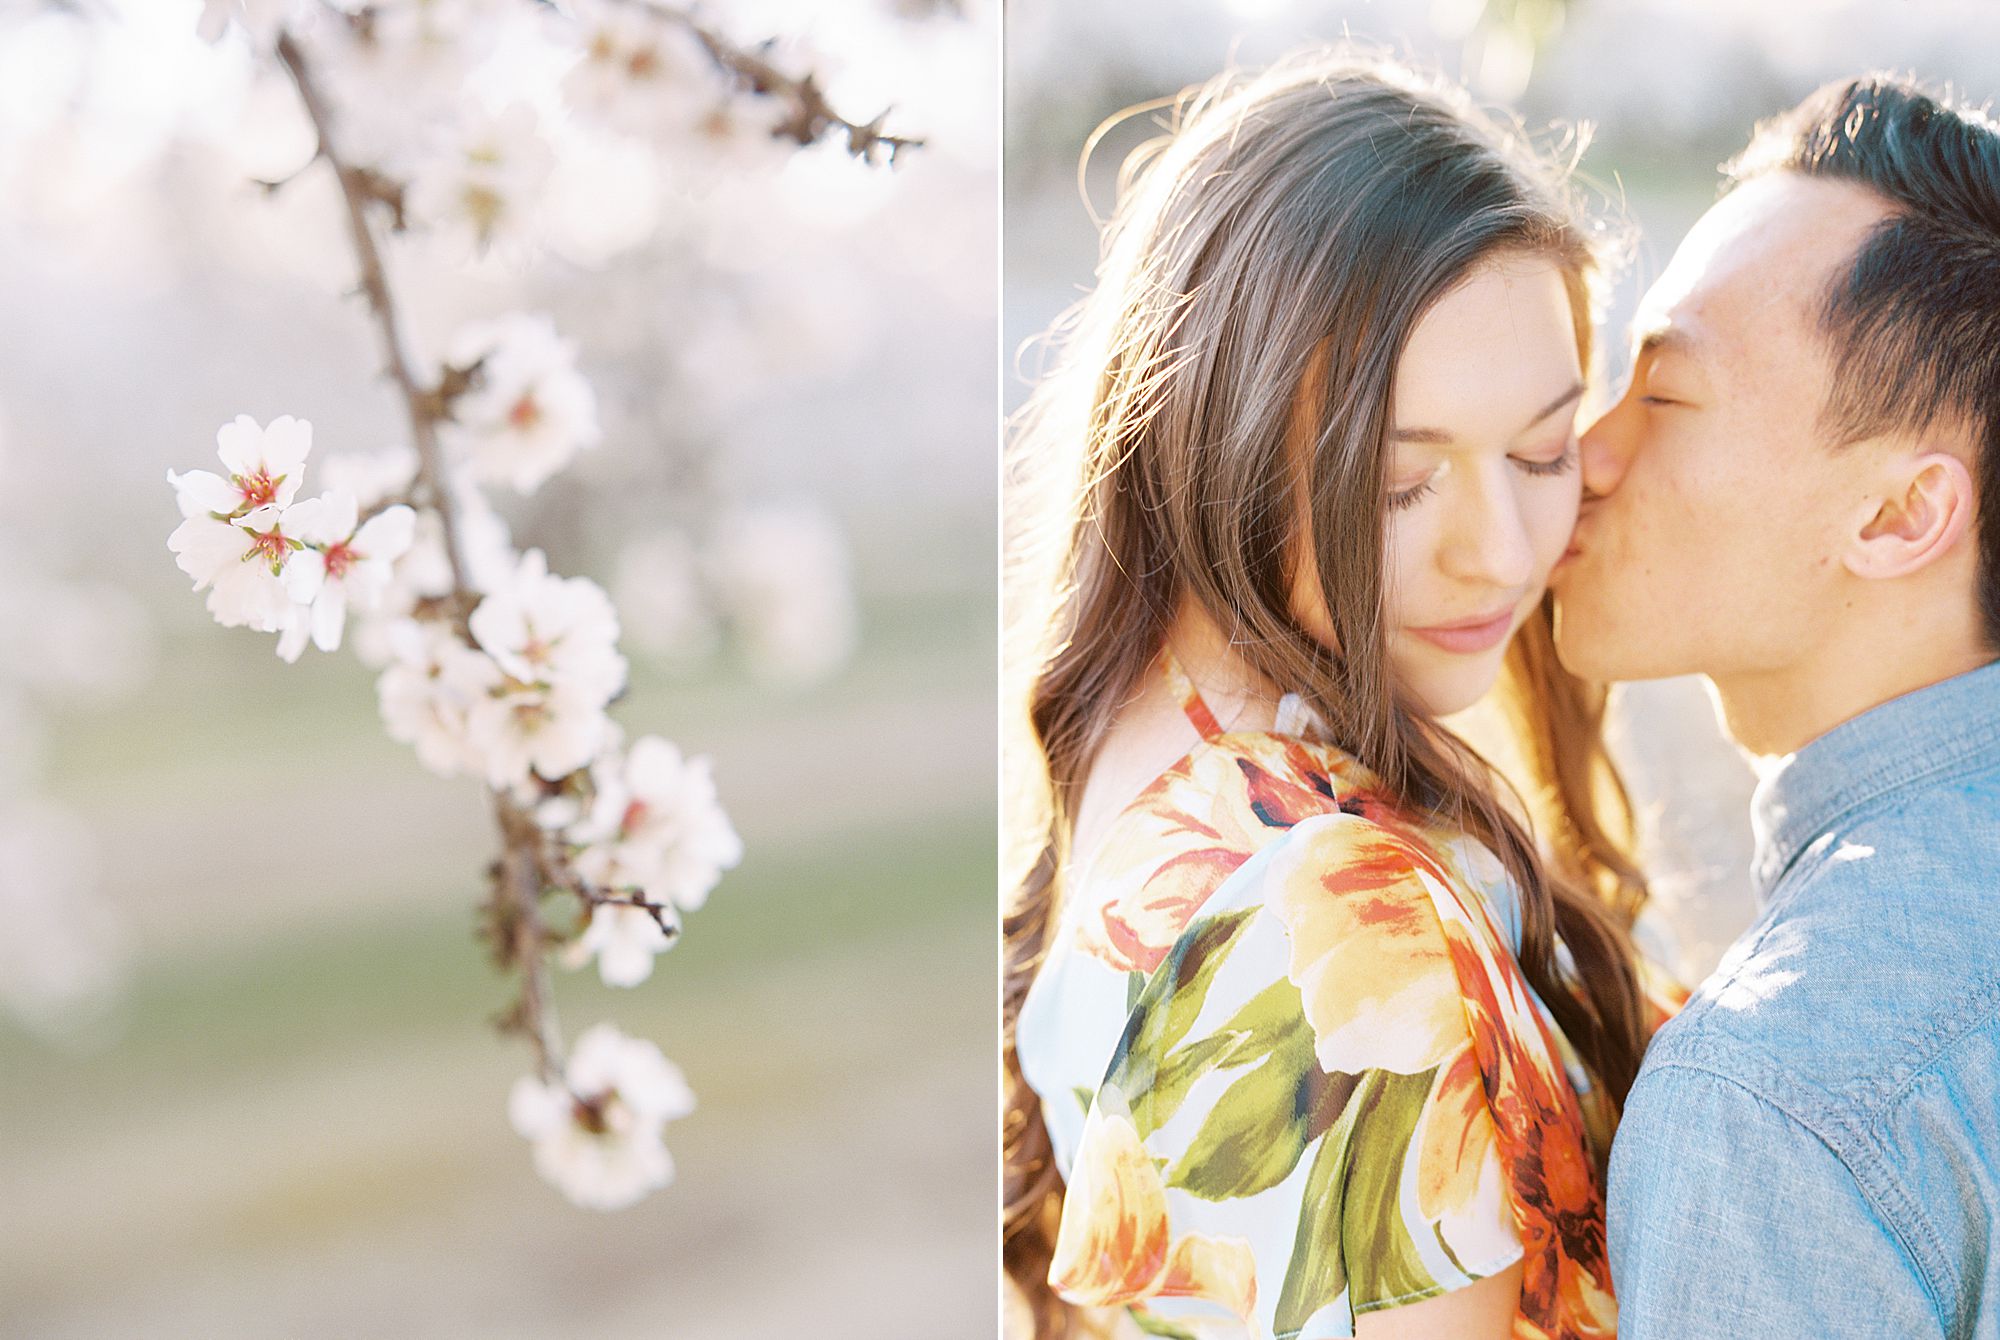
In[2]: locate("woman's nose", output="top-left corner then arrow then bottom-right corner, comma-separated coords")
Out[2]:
1440,465 -> 1535,589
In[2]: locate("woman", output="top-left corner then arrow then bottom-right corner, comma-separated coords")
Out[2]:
1002,49 -> 1680,1340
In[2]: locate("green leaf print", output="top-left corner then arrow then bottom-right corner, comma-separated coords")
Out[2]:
1128,1310 -> 1203,1339
1162,978 -> 1320,1200
1272,1066 -> 1438,1334
1107,909 -> 1256,1113
1343,1066 -> 1446,1310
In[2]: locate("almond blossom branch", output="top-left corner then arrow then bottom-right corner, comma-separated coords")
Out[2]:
275,26 -> 569,1080
624,0 -> 925,164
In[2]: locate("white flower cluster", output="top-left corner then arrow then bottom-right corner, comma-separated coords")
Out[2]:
167,392 -> 738,1211
167,416 -> 417,664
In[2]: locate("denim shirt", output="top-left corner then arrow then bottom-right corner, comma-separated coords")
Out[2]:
1608,657 -> 2000,1339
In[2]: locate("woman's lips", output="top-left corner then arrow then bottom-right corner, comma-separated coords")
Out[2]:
1408,605 -> 1517,654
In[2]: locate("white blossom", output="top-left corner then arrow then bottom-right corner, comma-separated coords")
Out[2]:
442,313 -> 601,494
347,463 -> 516,668
508,1022 -> 694,1210
377,618 -> 503,779
167,414 -> 313,520
558,1 -> 725,143
470,548 -> 625,704
406,102 -> 555,260
561,900 -> 682,988
709,501 -> 858,686
466,680 -> 617,792
569,735 -> 742,915
275,492 -> 417,661
314,0 -> 502,172
167,501 -> 307,633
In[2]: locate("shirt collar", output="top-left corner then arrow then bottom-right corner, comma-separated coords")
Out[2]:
1750,657 -> 2000,900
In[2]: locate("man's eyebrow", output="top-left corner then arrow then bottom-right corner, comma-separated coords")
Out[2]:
1632,324 -> 1698,361
1388,380 -> 1585,445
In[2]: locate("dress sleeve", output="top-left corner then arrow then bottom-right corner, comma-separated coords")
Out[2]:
1046,812 -> 1523,1340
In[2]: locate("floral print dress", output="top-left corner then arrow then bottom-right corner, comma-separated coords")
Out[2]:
1015,650 -> 1679,1340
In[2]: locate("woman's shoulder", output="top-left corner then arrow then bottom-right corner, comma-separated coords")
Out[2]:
1062,727 -> 1381,977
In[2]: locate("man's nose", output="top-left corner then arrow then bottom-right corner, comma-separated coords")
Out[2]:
1579,401 -> 1638,500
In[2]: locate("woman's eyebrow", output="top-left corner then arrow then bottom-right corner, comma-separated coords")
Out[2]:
1388,380 -> 1585,444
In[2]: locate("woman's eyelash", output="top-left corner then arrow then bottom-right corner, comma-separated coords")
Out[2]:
1387,479 -> 1434,511
1513,445 -> 1577,477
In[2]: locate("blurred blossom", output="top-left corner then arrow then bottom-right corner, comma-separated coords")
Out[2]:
443,312 -> 602,494
507,1021 -> 695,1210
556,1 -> 724,144
541,123 -> 664,267
563,898 -> 683,988
0,799 -> 128,1044
568,733 -> 743,917
469,548 -> 626,702
314,0 -> 498,171
197,0 -> 305,51
467,679 -> 618,792
612,527 -> 719,667
462,548 -> 628,791
406,101 -> 555,261
376,617 -> 505,778
710,501 -> 858,687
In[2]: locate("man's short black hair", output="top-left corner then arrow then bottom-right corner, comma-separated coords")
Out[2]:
1727,74 -> 2000,648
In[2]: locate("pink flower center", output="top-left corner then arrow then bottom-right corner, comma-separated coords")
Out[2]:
620,798 -> 650,835
242,524 -> 291,573
234,469 -> 280,510
323,539 -> 357,581
508,393 -> 543,432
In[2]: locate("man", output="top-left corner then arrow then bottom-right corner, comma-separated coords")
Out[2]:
1552,74 -> 2000,1338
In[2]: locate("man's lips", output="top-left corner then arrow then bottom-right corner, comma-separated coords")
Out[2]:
1408,604 -> 1517,654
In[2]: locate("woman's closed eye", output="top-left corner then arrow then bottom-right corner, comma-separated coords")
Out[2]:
1511,442 -> 1577,477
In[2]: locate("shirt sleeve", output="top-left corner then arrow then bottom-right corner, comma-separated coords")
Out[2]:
1609,1062 -> 1944,1340
1046,813 -> 1523,1340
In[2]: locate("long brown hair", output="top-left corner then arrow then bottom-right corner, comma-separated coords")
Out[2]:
1002,49 -> 1649,1337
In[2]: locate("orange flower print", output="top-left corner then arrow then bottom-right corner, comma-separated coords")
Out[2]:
1049,1088 -> 1258,1323
1414,1044 -> 1521,1271
1262,816 -> 1469,1075
1078,747 -> 1345,975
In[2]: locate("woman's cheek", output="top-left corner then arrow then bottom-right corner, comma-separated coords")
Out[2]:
1522,473 -> 1581,582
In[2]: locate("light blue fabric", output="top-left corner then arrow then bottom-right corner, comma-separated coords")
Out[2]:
1609,657 -> 2000,1339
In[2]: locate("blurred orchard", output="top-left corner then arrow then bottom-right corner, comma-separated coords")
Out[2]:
0,0 -> 995,1335
1006,0 -> 2000,987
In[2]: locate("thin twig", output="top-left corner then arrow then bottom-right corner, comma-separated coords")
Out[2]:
275,29 -> 468,597
622,0 -> 925,165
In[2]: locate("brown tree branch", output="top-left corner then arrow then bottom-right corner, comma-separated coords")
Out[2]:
620,0 -> 925,165
275,26 -> 569,1085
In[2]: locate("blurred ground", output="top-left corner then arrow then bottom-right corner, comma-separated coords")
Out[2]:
0,588 -> 995,1339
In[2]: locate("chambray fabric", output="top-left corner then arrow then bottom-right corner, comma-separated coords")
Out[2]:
1610,657 -> 2000,1340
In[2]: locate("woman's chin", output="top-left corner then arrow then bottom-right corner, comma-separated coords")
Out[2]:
1391,639 -> 1509,718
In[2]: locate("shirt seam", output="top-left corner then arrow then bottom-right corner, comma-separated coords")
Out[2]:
1634,1058 -> 1953,1327
1349,1244 -> 1527,1315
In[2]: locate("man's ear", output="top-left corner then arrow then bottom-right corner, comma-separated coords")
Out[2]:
1844,451 -> 1977,580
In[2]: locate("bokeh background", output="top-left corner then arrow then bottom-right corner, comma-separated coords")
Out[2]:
0,1 -> 997,1336
1005,0 -> 2000,987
